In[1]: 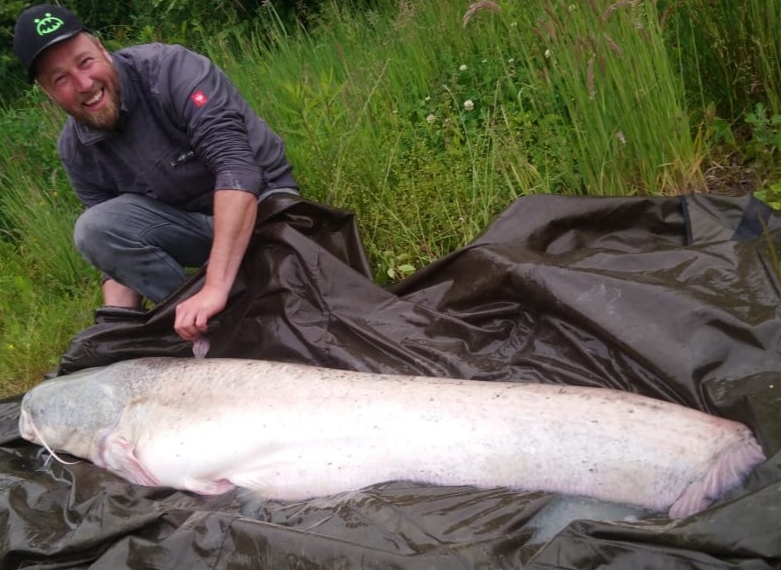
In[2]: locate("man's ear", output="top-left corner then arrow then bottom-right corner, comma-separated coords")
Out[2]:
87,33 -> 112,63
97,38 -> 112,62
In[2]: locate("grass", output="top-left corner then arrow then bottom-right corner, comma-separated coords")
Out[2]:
666,0 -> 781,118
1,0 -> 780,396
0,239 -> 99,394
0,96 -> 100,393
512,0 -> 704,194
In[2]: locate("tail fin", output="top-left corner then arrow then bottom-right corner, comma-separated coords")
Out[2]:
669,434 -> 766,519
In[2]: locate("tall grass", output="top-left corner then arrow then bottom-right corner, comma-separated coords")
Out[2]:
511,0 -> 704,194
1,0 -> 780,395
208,0 -> 537,266
0,95 -> 99,392
0,240 -> 99,394
208,0 -> 708,267
0,95 -> 91,289
666,0 -> 781,117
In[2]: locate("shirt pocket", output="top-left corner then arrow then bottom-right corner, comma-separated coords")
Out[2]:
150,146 -> 215,208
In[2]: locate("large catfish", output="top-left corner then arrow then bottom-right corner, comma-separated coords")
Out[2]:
18,357 -> 765,519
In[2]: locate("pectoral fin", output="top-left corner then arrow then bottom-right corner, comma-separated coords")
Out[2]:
182,477 -> 236,495
100,434 -> 162,487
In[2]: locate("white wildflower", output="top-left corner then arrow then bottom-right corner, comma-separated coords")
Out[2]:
545,49 -> 553,59
508,58 -> 514,64
425,96 -> 431,102
426,114 -> 436,124
459,64 -> 468,71
464,99 -> 475,111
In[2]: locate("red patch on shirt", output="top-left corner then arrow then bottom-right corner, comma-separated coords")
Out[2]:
190,90 -> 209,108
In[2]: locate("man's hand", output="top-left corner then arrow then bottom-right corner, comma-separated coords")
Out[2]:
174,285 -> 229,341
174,189 -> 258,342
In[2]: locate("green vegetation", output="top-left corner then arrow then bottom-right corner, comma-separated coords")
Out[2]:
1,0 -> 781,395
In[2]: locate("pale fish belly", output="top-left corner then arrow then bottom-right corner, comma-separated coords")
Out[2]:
19,357 -> 766,519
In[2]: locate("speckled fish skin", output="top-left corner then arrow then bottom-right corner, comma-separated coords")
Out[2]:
18,357 -> 766,519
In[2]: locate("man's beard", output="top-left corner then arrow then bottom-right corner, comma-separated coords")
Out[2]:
73,72 -> 122,131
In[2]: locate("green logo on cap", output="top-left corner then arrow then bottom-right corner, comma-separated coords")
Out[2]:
34,13 -> 64,36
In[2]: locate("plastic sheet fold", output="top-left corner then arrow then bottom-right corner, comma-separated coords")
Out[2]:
1,193 -> 780,569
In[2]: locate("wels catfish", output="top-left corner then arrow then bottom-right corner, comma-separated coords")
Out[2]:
18,357 -> 766,519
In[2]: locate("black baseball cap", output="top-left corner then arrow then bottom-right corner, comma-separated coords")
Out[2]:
13,4 -> 88,83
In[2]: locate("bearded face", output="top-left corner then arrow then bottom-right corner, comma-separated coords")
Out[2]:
36,32 -> 122,131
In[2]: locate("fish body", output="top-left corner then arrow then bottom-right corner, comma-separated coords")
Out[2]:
18,357 -> 765,518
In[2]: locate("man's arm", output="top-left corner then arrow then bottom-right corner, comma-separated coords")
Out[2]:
174,189 -> 257,342
157,46 -> 293,342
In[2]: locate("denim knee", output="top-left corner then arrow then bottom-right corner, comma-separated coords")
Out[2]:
72,195 -> 213,301
73,203 -> 114,268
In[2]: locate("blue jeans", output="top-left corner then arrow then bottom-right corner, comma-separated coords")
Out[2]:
74,194 -> 214,303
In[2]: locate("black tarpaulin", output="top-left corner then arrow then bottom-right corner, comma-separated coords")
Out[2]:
1,193 -> 780,569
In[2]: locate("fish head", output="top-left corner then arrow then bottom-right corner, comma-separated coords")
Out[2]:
19,367 -> 126,462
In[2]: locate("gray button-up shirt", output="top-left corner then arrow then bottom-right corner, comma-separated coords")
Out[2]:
57,43 -> 298,214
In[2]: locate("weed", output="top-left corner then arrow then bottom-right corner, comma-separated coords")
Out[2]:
745,103 -> 781,157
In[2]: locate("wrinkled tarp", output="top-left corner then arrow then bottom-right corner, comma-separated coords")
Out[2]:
1,193 -> 780,569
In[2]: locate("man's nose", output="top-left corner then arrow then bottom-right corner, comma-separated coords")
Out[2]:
73,70 -> 93,92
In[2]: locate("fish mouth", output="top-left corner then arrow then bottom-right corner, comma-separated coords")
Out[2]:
18,409 -> 39,444
18,408 -> 81,466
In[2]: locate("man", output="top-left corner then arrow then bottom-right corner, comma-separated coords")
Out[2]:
12,4 -> 299,343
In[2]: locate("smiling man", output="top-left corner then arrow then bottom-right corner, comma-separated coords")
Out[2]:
12,4 -> 299,343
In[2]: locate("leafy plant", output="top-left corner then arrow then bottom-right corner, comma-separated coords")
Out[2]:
375,250 -> 416,284
754,180 -> 781,211
745,102 -> 781,157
